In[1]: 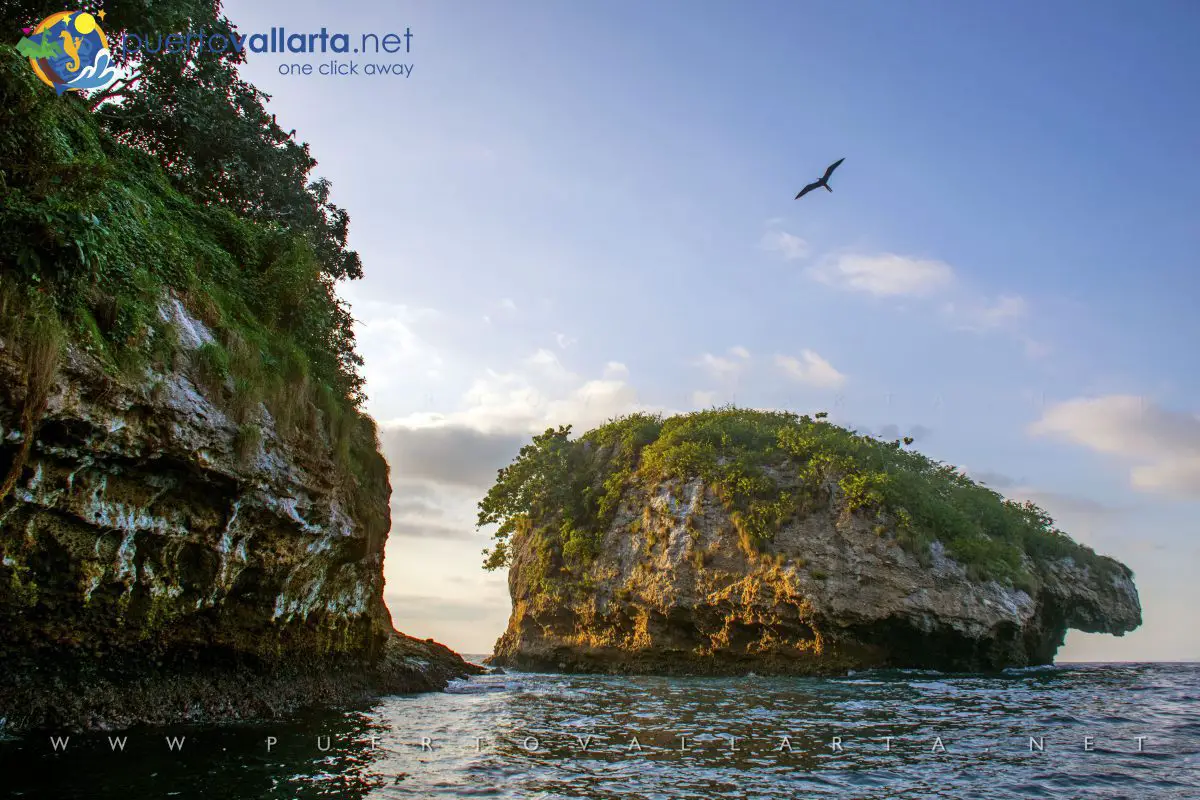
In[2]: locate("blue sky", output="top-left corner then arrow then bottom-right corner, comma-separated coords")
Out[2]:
225,0 -> 1199,658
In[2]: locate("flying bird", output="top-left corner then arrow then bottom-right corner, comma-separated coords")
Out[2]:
795,158 -> 845,200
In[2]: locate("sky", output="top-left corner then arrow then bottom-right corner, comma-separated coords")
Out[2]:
222,0 -> 1200,659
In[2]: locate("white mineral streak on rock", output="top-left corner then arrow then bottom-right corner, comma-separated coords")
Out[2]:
273,570 -> 327,621
160,369 -> 230,434
307,531 -> 334,554
114,530 -> 138,583
0,288 -> 389,663
158,294 -> 215,351
328,499 -> 356,538
268,494 -> 321,535
208,500 -> 248,604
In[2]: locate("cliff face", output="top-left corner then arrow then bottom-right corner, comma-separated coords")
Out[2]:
0,297 -> 479,733
491,473 -> 1141,675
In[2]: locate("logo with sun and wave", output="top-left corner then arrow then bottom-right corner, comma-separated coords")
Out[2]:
16,9 -> 117,95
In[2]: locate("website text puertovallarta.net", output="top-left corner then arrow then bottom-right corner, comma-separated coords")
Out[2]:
114,26 -> 415,78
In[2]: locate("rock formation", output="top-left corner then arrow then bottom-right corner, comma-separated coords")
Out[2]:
0,298 -> 480,734
484,412 -> 1141,675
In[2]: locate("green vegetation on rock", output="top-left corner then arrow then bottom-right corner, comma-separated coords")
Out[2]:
0,0 -> 387,532
478,407 -> 1127,591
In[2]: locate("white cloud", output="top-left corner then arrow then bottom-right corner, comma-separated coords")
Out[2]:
378,352 -> 654,608
939,293 -> 1050,362
698,353 -> 741,379
805,250 -> 1043,359
455,370 -> 549,433
760,230 -> 810,261
499,298 -> 518,312
347,300 -> 446,413
559,379 -> 643,428
555,332 -> 577,349
525,348 -> 574,381
807,253 -> 956,297
775,350 -> 847,389
527,348 -> 559,367
943,294 -> 1027,331
692,390 -> 718,408
387,354 -> 649,438
603,361 -> 629,379
1030,395 -> 1200,498
696,347 -> 751,380
1130,459 -> 1200,496
1030,396 -> 1196,459
351,306 -> 441,367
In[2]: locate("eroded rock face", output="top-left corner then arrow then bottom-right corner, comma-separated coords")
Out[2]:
490,478 -> 1141,675
0,299 -> 479,732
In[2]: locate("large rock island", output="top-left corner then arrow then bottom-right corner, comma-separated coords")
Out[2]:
483,410 -> 1141,674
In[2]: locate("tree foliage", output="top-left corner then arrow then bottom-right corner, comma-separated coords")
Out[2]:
92,5 -> 364,281
477,407 -> 1129,592
0,1 -> 385,518
477,415 -> 666,572
1,0 -> 366,403
478,426 -> 578,571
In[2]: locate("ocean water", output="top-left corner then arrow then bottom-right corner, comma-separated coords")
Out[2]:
2,661 -> 1196,799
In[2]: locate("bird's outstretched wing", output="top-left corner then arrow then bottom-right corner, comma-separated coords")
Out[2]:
822,158 -> 845,182
795,181 -> 822,199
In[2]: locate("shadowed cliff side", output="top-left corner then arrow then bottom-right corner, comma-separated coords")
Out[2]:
0,36 -> 480,733
0,305 -> 480,734
482,411 -> 1141,675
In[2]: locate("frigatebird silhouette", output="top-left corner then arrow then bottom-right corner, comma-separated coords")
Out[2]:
795,158 -> 845,200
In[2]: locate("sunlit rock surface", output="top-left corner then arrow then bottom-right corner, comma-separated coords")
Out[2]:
490,476 -> 1141,675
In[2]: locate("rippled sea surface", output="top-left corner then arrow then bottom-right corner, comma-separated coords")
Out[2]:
2,662 -> 1197,799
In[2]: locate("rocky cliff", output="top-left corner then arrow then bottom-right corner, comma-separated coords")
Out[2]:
484,411 -> 1141,675
0,297 -> 480,734
0,42 -> 483,734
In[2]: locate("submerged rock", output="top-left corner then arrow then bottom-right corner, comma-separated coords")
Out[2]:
0,298 -> 480,734
484,412 -> 1141,675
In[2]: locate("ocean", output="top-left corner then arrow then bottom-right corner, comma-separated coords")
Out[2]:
2,661 -> 1196,799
